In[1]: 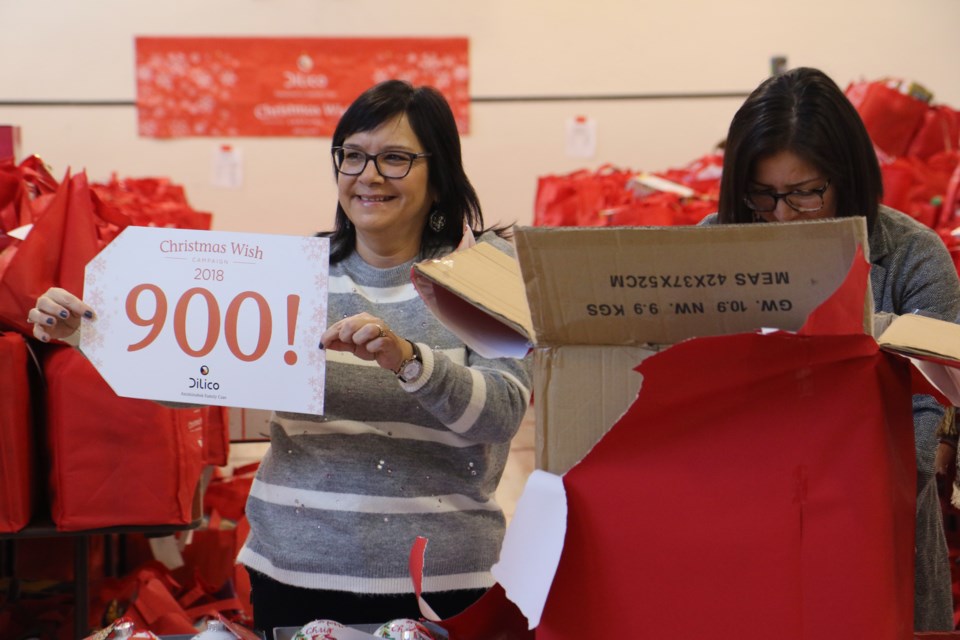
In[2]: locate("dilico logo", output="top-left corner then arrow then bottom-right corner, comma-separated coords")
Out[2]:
189,364 -> 220,391
284,53 -> 328,90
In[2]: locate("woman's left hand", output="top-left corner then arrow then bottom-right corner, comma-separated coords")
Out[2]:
320,312 -> 410,373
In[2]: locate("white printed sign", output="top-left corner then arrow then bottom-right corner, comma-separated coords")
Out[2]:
82,226 -> 328,414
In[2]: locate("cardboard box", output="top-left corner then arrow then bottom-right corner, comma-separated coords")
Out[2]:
415,218 -> 960,474
413,219 -> 960,638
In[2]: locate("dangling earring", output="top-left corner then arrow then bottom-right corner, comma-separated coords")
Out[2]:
429,208 -> 446,233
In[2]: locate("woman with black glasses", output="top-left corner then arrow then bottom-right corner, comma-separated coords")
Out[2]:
702,66 -> 960,630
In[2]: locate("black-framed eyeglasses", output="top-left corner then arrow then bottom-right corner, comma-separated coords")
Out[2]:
744,179 -> 831,213
331,146 -> 431,179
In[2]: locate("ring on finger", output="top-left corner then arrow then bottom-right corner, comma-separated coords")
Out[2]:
375,324 -> 386,339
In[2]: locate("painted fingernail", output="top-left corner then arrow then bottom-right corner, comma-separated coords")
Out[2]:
83,310 -> 93,319
41,335 -> 49,342
46,318 -> 54,325
317,342 -> 325,350
59,310 -> 68,318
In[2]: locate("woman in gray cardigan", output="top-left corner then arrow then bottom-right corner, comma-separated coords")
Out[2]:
702,66 -> 960,630
29,80 -> 532,632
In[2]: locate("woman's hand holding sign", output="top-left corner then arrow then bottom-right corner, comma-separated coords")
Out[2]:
28,287 -> 96,346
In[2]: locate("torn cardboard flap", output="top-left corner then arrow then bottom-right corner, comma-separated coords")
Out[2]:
879,312 -> 960,362
878,313 -> 960,406
412,242 -> 534,359
514,218 -> 872,346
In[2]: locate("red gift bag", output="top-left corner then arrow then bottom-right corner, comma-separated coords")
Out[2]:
881,151 -> 960,229
178,511 -> 244,592
203,462 -> 257,523
0,169 -> 100,336
94,563 -> 197,634
202,405 -> 231,467
0,156 -> 58,236
656,152 -> 724,200
536,256 -> 917,639
602,192 -> 682,227
0,331 -> 35,532
846,80 -> 930,158
908,106 -> 960,160
534,166 -> 634,227
43,345 -> 205,530
91,174 -> 212,231
936,163 -> 960,275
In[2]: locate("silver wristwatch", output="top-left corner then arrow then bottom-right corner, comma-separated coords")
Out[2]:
395,341 -> 424,383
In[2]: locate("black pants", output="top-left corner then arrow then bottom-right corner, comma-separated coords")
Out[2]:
246,567 -> 487,633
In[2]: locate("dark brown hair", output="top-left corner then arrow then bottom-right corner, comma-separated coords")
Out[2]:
718,67 -> 882,229
322,80 -> 500,263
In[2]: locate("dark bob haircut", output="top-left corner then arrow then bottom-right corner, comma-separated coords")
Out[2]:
322,79 -> 486,263
718,67 -> 882,230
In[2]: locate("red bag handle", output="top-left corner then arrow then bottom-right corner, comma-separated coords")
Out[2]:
937,163 -> 960,230
17,155 -> 59,196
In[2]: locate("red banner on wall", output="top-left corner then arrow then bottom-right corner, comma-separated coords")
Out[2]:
135,37 -> 470,138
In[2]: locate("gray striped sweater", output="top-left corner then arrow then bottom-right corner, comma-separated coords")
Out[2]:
237,232 -> 532,595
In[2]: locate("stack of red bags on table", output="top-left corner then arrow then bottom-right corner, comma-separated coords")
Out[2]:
533,153 -> 723,228
845,77 -> 960,274
0,155 -> 230,636
0,155 -> 222,533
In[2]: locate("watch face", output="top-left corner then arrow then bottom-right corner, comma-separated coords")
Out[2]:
401,359 -> 423,381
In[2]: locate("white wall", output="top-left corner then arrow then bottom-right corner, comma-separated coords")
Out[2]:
1,0 -> 957,235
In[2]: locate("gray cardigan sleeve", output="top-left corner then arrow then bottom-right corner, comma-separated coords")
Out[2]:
400,232 -> 532,445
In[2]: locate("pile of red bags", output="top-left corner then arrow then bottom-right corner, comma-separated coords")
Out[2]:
845,78 -> 960,273
534,79 -> 960,277
0,157 -> 215,335
845,78 -> 958,162
0,156 -> 237,636
92,174 -> 212,237
534,154 -> 723,228
0,155 -> 222,533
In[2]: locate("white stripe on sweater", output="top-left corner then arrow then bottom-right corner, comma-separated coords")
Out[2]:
249,479 -> 501,513
446,368 -> 486,434
329,275 -> 419,303
237,547 -> 496,593
492,369 -> 532,406
275,415 -> 476,448
324,346 -> 467,367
